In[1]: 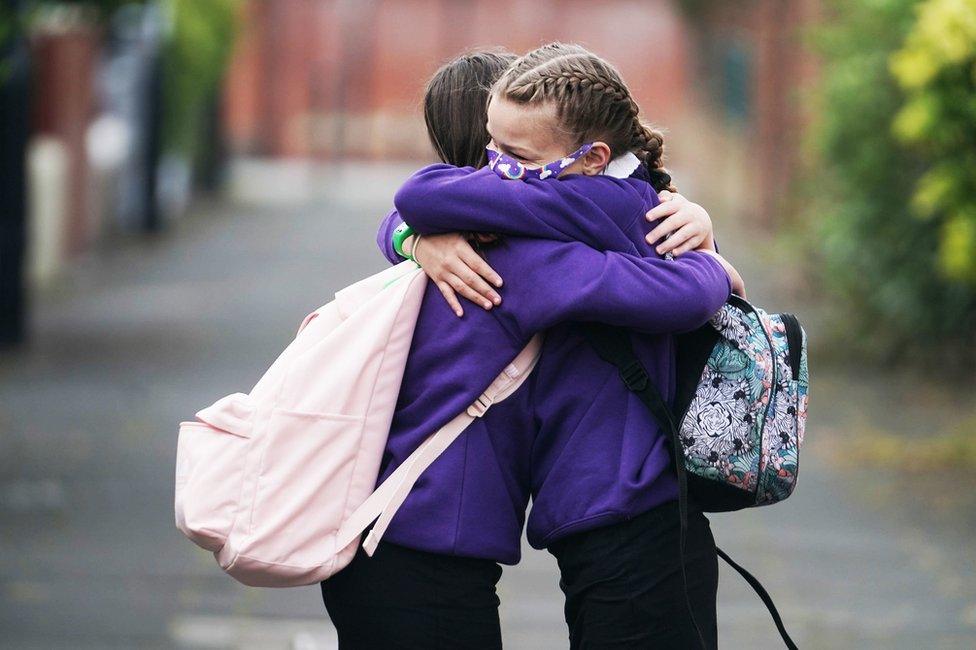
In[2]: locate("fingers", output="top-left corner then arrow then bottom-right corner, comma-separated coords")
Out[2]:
435,280 -> 464,317
459,246 -> 504,289
452,241 -> 502,308
660,224 -> 704,256
670,237 -> 705,257
657,190 -> 673,202
647,198 -> 714,256
416,233 -> 505,315
645,212 -> 689,246
645,200 -> 680,224
446,269 -> 497,310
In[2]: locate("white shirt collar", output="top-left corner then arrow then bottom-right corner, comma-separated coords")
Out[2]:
603,152 -> 641,179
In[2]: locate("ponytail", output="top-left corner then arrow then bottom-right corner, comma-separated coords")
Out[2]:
631,121 -> 676,193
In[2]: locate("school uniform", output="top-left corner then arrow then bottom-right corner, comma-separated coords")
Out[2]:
323,161 -> 729,649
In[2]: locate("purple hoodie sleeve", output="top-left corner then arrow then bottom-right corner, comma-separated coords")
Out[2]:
488,238 -> 731,338
376,209 -> 405,265
394,165 -> 651,248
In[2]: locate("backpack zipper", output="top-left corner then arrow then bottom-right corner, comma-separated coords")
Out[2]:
729,296 -> 777,501
779,313 -> 803,381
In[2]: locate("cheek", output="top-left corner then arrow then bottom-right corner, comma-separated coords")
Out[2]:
556,158 -> 588,178
533,140 -> 574,166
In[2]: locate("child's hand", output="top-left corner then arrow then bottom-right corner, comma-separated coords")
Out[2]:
406,233 -> 504,317
644,191 -> 716,256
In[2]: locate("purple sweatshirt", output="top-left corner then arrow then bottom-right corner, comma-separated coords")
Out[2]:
375,166 -> 730,562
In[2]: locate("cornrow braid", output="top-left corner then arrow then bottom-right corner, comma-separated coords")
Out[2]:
494,42 -> 676,192
632,123 -> 676,193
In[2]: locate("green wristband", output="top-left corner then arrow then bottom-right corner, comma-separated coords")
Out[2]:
391,222 -> 416,259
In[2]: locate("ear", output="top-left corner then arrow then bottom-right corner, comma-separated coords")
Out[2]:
580,142 -> 613,176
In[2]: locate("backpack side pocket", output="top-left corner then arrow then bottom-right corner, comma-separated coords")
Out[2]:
175,393 -> 254,552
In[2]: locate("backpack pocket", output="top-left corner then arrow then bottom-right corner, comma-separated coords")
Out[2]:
175,393 -> 254,552
246,408 -> 367,569
756,315 -> 806,505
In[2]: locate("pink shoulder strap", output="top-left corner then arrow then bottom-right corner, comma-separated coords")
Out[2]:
336,333 -> 544,555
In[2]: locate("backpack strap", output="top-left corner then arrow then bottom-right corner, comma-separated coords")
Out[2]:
336,334 -> 544,556
578,323 -> 706,647
578,322 -> 798,650
716,547 -> 797,648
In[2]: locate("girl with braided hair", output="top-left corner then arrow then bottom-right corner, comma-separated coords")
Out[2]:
382,46 -> 720,316
387,43 -> 743,648
323,46 -> 740,649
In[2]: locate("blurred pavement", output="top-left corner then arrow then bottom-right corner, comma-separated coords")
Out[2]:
1,162 -> 974,649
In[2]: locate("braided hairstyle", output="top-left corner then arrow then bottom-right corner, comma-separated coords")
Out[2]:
493,43 -> 676,192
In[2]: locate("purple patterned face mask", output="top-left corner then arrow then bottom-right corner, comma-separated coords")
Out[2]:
486,143 -> 594,181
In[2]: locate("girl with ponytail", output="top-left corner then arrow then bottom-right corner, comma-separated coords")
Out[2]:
327,44 -> 740,649
384,43 -> 744,648
385,45 -> 720,315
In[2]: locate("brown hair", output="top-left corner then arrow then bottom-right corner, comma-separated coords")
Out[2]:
492,43 -> 675,192
423,49 -> 517,169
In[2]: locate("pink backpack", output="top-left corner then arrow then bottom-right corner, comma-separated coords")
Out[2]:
175,261 -> 542,587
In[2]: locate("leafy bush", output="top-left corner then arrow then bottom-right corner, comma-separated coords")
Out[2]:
890,0 -> 976,284
5,0 -> 238,158
162,0 -> 239,157
811,0 -> 976,368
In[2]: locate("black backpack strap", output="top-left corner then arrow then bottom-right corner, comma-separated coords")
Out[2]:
716,547 -> 798,649
579,322 -> 706,648
578,322 -> 798,650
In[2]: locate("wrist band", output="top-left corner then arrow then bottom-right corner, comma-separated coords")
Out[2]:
391,222 -> 416,259
410,235 -> 424,265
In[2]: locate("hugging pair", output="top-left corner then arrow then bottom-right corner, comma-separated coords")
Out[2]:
322,43 -> 745,650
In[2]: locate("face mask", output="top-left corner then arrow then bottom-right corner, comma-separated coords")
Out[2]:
486,143 -> 594,181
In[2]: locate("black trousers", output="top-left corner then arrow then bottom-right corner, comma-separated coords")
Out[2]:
321,541 -> 504,650
548,500 -> 719,650
321,501 -> 717,650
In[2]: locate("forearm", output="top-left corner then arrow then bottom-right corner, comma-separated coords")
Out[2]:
394,165 -> 599,242
595,251 -> 731,333
496,240 -> 731,338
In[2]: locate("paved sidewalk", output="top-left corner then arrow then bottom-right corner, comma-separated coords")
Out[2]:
0,162 -> 973,648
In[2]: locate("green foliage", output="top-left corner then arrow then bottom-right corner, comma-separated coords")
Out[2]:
890,0 -> 976,283
0,5 -> 15,47
0,5 -> 19,83
162,0 -> 240,156
845,419 -> 976,471
811,0 -> 976,367
5,0 -> 238,159
3,2 -> 137,85
83,0 -> 145,17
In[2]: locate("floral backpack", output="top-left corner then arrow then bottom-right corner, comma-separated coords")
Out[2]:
581,294 -> 808,650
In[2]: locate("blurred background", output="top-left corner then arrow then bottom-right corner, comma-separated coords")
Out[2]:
1,0 -> 974,648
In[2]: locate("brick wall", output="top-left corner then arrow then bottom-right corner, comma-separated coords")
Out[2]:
222,0 -> 693,160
